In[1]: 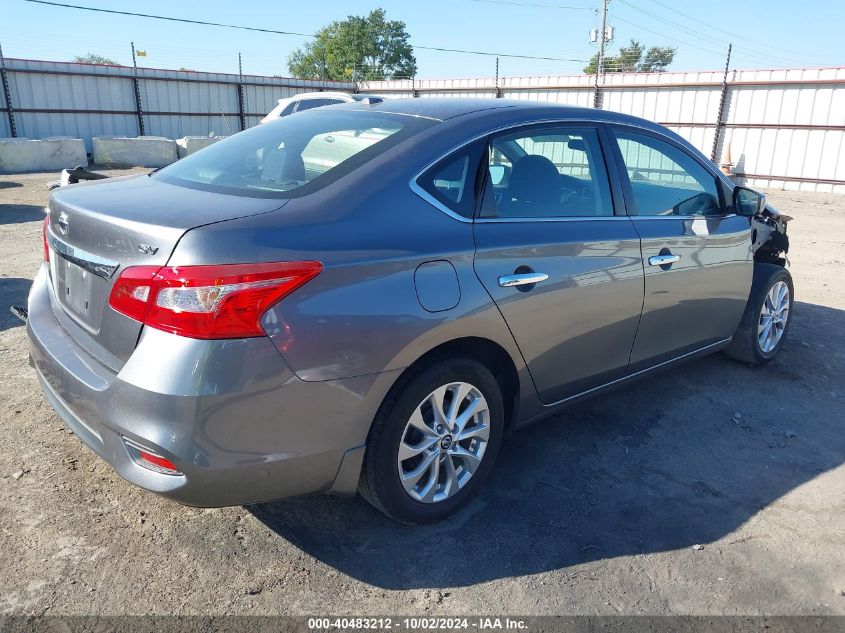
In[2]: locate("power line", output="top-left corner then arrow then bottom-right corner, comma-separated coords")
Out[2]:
607,13 -> 797,68
470,0 -> 822,69
468,0 -> 591,9
20,0 -> 589,63
643,0 -> 828,60
606,13 -> 726,58
21,0 -> 313,36
615,0 -> 814,66
415,46 -> 584,61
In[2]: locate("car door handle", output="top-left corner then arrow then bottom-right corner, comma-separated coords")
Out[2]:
648,254 -> 681,267
498,272 -> 549,287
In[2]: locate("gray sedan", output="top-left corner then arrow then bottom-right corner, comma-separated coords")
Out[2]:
28,99 -> 792,523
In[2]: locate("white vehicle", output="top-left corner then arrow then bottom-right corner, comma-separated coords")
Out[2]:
260,91 -> 384,123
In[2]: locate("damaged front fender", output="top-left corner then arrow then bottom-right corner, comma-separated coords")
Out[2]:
752,203 -> 791,266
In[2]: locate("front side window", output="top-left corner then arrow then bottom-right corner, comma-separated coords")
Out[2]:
483,127 -> 613,218
155,110 -> 433,198
613,130 -> 723,216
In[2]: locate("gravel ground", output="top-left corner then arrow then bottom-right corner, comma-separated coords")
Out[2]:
0,171 -> 843,616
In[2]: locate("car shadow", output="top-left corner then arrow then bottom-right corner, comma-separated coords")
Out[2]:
0,181 -> 24,189
249,300 -> 845,589
0,204 -> 45,225
1,278 -> 33,332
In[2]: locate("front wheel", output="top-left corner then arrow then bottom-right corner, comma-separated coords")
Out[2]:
359,357 -> 504,523
724,264 -> 794,364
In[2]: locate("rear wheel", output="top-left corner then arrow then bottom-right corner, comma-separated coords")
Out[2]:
359,357 -> 504,523
725,264 -> 794,364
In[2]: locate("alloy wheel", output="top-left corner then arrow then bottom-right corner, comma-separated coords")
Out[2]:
397,382 -> 490,503
758,280 -> 790,353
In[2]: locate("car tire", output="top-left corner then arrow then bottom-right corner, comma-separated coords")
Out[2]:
359,356 -> 504,524
724,264 -> 794,365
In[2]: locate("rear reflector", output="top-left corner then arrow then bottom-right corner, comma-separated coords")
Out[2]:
42,214 -> 50,262
123,438 -> 181,475
109,261 -> 322,339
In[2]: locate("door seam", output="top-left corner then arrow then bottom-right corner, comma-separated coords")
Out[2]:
627,216 -> 647,367
470,220 -> 542,399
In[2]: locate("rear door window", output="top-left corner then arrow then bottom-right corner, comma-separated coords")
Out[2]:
482,126 -> 614,218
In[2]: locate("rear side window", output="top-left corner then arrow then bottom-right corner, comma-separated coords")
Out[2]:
613,130 -> 723,216
155,110 -> 434,198
295,98 -> 344,112
416,141 -> 486,218
279,101 -> 297,116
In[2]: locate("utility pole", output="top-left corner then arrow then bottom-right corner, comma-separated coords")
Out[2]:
593,0 -> 609,108
597,0 -> 609,78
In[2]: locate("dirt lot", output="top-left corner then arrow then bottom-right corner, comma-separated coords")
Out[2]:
0,171 -> 843,616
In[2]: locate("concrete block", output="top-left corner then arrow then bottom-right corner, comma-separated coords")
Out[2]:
0,137 -> 88,173
92,136 -> 178,168
176,136 -> 226,158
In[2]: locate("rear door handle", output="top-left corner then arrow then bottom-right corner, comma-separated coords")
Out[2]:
498,272 -> 549,287
648,254 -> 681,267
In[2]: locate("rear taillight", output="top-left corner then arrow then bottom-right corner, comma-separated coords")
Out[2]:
108,261 -> 322,339
42,214 -> 50,262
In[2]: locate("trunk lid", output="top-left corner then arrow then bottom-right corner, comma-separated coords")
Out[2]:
46,174 -> 286,370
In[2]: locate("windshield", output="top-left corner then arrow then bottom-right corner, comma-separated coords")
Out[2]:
154,109 -> 431,198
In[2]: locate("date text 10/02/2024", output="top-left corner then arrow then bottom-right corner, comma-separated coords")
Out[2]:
307,618 -> 529,630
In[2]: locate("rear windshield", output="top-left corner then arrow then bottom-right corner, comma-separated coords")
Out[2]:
154,109 -> 433,198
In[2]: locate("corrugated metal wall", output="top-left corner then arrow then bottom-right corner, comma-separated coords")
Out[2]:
0,58 -> 355,152
2,58 -> 843,192
362,67 -> 845,193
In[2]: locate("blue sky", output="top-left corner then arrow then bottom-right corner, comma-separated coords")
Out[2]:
2,0 -> 843,78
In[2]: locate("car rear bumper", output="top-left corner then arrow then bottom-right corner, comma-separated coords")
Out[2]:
26,265 -> 396,507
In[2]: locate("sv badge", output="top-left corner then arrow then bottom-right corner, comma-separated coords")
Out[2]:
137,243 -> 159,255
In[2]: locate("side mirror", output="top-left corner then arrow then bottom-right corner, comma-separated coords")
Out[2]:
489,164 -> 511,186
733,186 -> 766,217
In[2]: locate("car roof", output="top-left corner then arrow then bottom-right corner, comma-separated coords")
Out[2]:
274,91 -> 384,105
340,97 -> 667,132
277,91 -> 355,102
344,97 -> 518,120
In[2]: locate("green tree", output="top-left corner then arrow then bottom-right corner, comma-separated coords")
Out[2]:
583,39 -> 676,74
72,53 -> 118,65
288,8 -> 416,81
